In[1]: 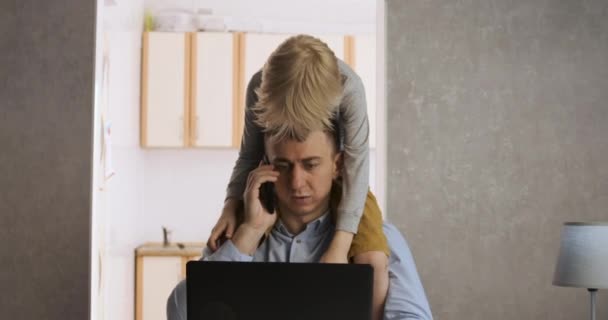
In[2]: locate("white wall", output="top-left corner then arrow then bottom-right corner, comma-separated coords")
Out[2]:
142,150 -> 376,242
91,1 -> 104,319
95,1 -> 146,320
140,149 -> 238,242
96,1 -> 377,319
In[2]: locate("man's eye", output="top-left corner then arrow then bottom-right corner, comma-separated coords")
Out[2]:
304,163 -> 319,170
275,163 -> 290,170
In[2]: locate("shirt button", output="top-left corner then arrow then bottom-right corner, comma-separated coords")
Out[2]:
296,240 -> 301,244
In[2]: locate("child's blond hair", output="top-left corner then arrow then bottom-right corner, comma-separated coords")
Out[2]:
253,34 -> 344,142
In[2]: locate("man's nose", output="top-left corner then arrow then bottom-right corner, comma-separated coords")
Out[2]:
289,166 -> 306,190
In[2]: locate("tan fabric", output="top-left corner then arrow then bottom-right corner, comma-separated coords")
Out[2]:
329,184 -> 389,258
348,190 -> 389,258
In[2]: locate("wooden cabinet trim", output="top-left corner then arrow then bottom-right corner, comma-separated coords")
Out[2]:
181,256 -> 189,279
140,32 -> 149,147
135,242 -> 205,256
183,33 -> 192,147
189,32 -> 198,147
135,255 -> 143,320
233,32 -> 245,148
344,35 -> 356,69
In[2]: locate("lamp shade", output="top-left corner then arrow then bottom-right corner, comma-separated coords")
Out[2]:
553,222 -> 608,289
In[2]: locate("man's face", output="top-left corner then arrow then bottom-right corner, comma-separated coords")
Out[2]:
265,131 -> 341,219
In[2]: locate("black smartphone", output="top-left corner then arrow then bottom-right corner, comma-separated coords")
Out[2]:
259,155 -> 276,214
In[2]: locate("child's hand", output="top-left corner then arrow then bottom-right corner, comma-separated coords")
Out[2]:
207,200 -> 239,252
319,230 -> 354,263
319,249 -> 349,264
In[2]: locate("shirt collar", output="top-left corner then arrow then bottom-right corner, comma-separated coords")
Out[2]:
275,210 -> 332,239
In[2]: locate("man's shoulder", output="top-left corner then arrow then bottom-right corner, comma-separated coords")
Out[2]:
382,222 -> 402,238
382,222 -> 414,259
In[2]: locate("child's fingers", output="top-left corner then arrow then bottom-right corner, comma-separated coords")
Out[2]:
207,234 -> 217,251
207,231 -> 219,251
225,220 -> 235,238
207,221 -> 227,251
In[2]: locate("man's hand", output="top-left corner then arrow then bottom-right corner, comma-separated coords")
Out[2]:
231,162 -> 279,255
242,162 -> 279,229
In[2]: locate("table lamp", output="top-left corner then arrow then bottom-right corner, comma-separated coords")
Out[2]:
553,222 -> 608,320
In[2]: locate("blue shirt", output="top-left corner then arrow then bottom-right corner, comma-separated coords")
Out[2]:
167,214 -> 433,320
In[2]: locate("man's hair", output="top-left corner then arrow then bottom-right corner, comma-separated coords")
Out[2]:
265,118 -> 343,157
253,34 -> 344,143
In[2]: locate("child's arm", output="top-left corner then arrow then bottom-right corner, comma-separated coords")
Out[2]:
319,230 -> 353,263
208,71 -> 265,251
206,198 -> 239,251
224,71 -> 266,201
321,60 -> 371,262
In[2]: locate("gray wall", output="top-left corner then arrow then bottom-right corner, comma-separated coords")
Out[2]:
0,1 -> 96,319
386,1 -> 608,319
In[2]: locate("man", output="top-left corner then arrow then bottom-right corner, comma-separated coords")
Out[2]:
167,127 -> 433,320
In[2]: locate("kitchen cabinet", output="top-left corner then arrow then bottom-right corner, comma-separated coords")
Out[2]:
141,32 -> 372,149
135,242 -> 204,320
141,31 -> 240,148
141,32 -> 190,148
190,32 -> 240,147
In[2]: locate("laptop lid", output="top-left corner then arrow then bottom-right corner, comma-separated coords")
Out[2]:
186,261 -> 373,320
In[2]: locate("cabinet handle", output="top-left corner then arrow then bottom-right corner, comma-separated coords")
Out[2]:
195,116 -> 200,140
179,115 -> 183,140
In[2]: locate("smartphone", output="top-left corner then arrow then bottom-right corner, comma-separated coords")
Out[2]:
259,155 -> 276,214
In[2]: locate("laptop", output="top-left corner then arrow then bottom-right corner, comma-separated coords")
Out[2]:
186,261 -> 373,320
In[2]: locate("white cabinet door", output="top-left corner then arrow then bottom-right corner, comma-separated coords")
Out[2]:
311,34 -> 346,61
353,34 -> 376,149
191,32 -> 236,147
142,32 -> 188,148
141,257 -> 182,320
243,33 -> 346,92
242,33 -> 294,99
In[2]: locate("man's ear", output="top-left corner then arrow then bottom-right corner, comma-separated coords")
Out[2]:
332,152 -> 343,179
